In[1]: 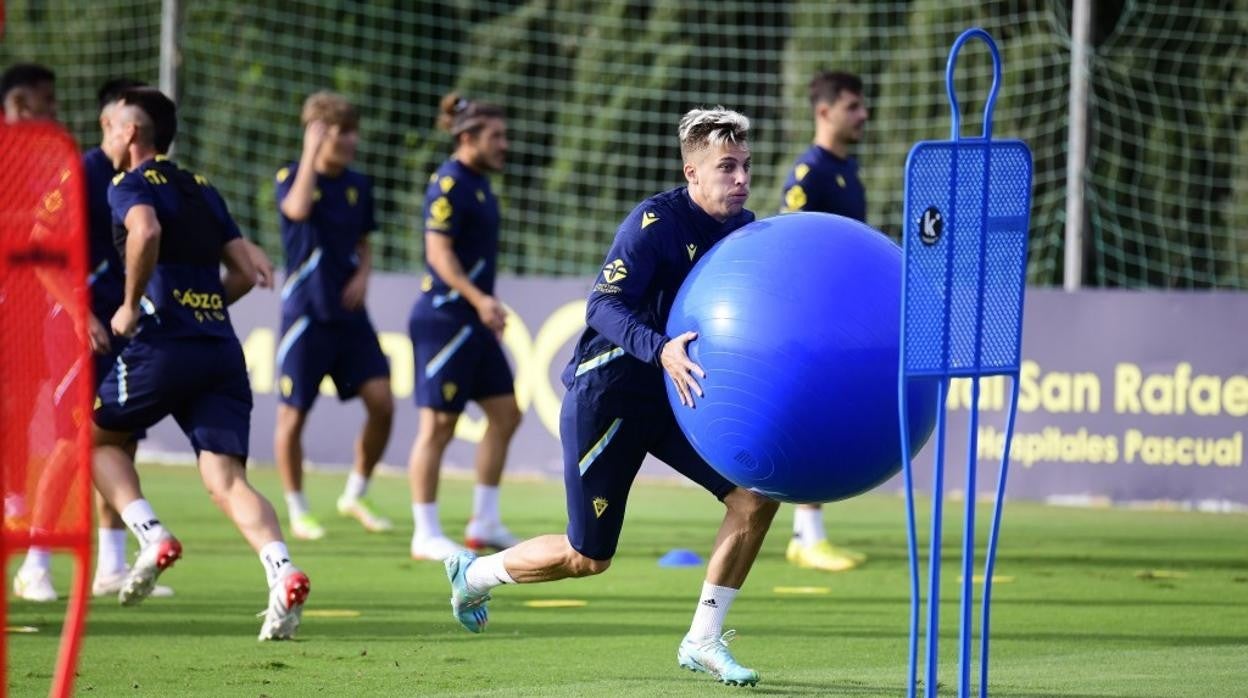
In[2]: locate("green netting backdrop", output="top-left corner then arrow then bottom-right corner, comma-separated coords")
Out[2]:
2,0 -> 1244,287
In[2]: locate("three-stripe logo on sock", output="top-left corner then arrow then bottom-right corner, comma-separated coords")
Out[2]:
130,519 -> 161,539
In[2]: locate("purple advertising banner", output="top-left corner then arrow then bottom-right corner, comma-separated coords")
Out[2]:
138,277 -> 1248,506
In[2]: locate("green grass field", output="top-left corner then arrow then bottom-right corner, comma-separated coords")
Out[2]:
7,464 -> 1247,697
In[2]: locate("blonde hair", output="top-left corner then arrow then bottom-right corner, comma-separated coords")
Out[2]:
678,107 -> 750,160
301,91 -> 359,131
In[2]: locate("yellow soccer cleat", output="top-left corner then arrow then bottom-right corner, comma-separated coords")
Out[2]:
785,538 -> 864,572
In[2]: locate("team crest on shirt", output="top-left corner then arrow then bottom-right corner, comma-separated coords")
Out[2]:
429,196 -> 452,223
595,259 -> 628,295
784,185 -> 807,212
476,190 -> 486,203
601,259 -> 628,284
686,243 -> 697,260
276,167 -> 290,183
280,375 -> 294,398
592,497 -> 608,518
143,169 -> 168,185
794,163 -> 810,182
836,174 -> 847,188
641,211 -> 660,229
442,382 -> 459,402
347,186 -> 358,206
439,176 -> 456,193
421,274 -> 433,292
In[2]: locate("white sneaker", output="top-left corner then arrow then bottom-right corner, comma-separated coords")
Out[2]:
465,519 -> 520,552
13,567 -> 57,602
257,566 -> 311,641
119,536 -> 182,606
411,535 -> 467,561
336,495 -> 394,532
93,569 -> 174,598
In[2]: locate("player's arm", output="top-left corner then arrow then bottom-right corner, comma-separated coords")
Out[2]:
586,217 -> 705,406
244,240 -> 275,289
342,180 -> 377,311
221,238 -> 258,305
425,232 -> 504,332
584,222 -> 668,365
341,237 -> 371,311
29,179 -> 110,352
278,121 -> 327,222
112,203 -> 161,337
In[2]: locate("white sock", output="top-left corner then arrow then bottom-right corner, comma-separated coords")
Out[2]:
95,528 -> 128,577
412,502 -> 443,540
21,547 -> 51,574
794,506 -> 827,546
259,540 -> 293,586
121,499 -> 168,546
342,471 -> 368,501
285,491 -> 310,519
687,582 -> 739,642
464,550 -> 515,595
472,484 -> 501,526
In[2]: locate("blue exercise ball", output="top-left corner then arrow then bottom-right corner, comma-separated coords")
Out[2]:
665,212 -> 938,504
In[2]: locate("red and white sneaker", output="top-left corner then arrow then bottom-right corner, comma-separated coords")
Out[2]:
119,536 -> 182,606
258,566 -> 310,641
464,519 -> 519,552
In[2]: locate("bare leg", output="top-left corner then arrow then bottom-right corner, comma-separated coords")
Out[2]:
197,451 -> 284,552
497,534 -> 610,583
353,377 -> 394,479
407,408 -> 458,504
472,394 -> 521,486
706,489 -> 779,588
274,404 -> 308,495
92,426 -> 145,512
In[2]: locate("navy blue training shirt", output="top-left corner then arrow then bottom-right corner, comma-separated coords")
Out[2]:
779,144 -> 866,222
83,146 -> 125,319
418,158 -> 500,317
108,157 -> 242,340
275,162 -> 376,322
562,186 -> 755,409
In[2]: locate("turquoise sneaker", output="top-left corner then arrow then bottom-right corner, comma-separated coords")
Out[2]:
445,551 -> 490,633
677,630 -> 760,686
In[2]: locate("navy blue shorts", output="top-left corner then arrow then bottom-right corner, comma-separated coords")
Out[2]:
410,313 -> 513,413
561,393 -> 736,561
276,312 -> 390,411
94,337 -> 252,458
92,334 -> 146,441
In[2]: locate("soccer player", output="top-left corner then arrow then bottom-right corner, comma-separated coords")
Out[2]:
273,91 -> 394,540
0,63 -> 57,122
777,70 -> 871,573
442,107 -> 778,687
4,62 -> 66,603
406,93 -> 522,561
92,88 -> 309,639
4,69 -> 174,602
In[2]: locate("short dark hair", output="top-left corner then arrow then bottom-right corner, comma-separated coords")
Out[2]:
808,71 -> 863,109
97,78 -> 146,111
1,63 -> 56,101
120,87 -> 177,154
